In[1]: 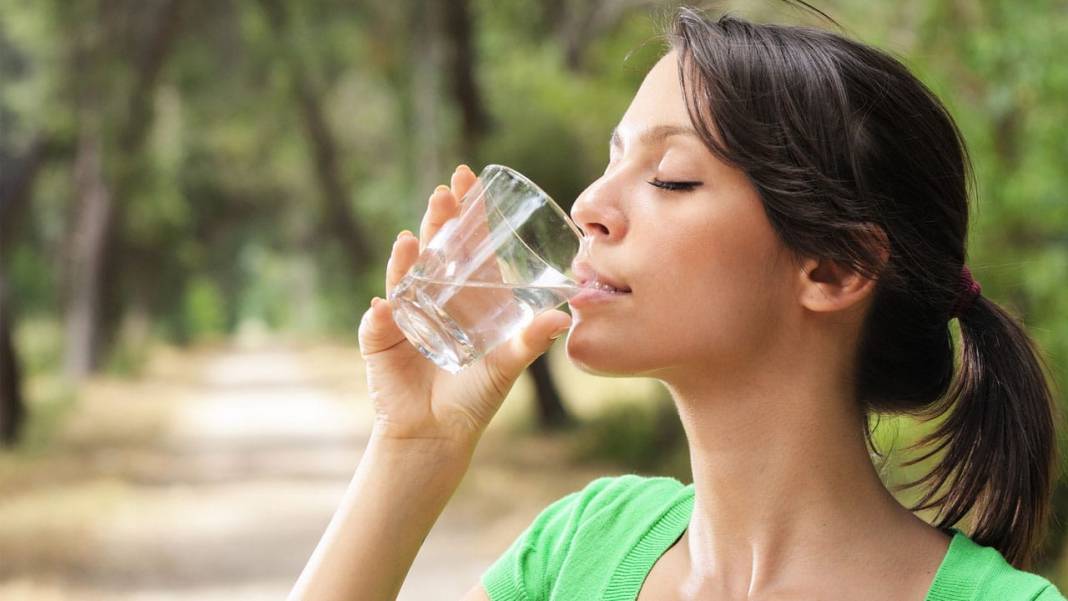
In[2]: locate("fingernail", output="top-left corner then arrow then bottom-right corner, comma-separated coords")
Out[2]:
434,184 -> 450,193
397,230 -> 413,241
371,297 -> 382,309
550,325 -> 570,340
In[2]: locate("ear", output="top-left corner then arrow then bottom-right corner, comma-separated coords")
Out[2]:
798,225 -> 889,316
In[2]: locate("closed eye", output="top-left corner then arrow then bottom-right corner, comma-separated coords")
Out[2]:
648,178 -> 702,192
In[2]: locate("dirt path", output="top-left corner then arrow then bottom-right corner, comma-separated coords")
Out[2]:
0,344 -> 606,600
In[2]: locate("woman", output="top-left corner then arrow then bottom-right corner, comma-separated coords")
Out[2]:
289,6 -> 1066,601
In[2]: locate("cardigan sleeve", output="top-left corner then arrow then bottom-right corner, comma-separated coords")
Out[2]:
479,477 -> 622,601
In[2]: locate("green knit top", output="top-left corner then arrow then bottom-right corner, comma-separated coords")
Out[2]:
481,474 -> 1065,601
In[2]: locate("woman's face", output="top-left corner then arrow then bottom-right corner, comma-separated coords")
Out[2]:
565,49 -> 799,380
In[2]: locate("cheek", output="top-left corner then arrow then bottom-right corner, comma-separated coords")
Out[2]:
630,224 -> 787,369
644,236 -> 765,360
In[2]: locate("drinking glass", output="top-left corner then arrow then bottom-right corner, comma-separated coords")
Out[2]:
387,164 -> 585,373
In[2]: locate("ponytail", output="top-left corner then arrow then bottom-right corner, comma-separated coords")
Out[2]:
898,294 -> 1063,569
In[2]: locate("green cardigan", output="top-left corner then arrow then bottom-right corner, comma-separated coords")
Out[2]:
481,474 -> 1065,601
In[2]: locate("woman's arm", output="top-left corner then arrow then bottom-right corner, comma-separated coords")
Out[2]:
287,427 -> 477,601
289,164 -> 570,600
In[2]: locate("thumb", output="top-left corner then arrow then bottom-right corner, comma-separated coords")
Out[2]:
357,297 -> 409,357
484,309 -> 571,380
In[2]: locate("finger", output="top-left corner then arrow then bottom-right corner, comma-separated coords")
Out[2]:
419,184 -> 460,253
385,230 -> 419,299
357,296 -> 409,357
483,309 -> 571,388
450,164 -> 477,204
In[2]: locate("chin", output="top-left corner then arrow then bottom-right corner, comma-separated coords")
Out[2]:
563,331 -> 648,378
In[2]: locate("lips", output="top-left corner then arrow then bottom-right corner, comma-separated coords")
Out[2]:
572,260 -> 631,293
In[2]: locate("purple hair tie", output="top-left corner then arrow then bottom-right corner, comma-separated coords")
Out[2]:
949,265 -> 982,319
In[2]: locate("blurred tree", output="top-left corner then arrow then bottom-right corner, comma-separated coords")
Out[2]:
0,139 -> 49,445
551,0 -> 667,72
257,0 -> 373,276
62,0 -> 183,378
0,1 -> 77,444
442,0 -> 491,158
0,277 -> 21,446
0,13 -> 74,442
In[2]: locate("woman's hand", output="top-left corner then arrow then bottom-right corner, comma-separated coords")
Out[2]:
357,164 -> 572,449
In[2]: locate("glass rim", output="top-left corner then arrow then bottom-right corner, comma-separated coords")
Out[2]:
482,164 -> 585,243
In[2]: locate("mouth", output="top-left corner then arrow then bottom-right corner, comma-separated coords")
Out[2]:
569,260 -> 632,309
567,284 -> 630,309
572,261 -> 632,294
578,279 -> 632,294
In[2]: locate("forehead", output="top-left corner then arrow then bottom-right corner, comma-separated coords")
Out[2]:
614,50 -> 694,141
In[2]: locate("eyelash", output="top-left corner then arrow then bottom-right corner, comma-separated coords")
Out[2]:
648,178 -> 701,192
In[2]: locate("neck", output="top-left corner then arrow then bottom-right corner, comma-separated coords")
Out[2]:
658,346 -> 925,596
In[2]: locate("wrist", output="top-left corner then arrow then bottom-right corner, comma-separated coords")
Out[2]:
369,417 -> 482,454
368,421 -> 480,464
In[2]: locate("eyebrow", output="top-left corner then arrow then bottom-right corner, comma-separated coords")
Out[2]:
609,124 -> 701,150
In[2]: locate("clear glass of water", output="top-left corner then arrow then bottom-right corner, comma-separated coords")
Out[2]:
387,164 -> 585,373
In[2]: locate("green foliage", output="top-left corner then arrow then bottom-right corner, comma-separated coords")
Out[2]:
9,319 -> 76,456
182,276 -> 226,340
570,396 -> 691,482
13,319 -> 63,377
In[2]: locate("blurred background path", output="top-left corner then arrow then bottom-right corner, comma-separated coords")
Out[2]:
0,343 -> 611,601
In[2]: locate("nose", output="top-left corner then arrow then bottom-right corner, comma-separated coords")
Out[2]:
569,177 -> 627,243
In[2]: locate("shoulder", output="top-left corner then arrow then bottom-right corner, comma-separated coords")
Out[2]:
514,473 -> 689,538
564,473 -> 690,519
480,474 -> 690,601
935,530 -> 1066,601
510,473 -> 689,548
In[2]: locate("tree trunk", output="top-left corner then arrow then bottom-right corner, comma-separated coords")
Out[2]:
293,80 -> 374,271
412,1 -> 446,196
259,0 -> 373,273
441,0 -> 489,159
0,137 -> 48,446
0,132 -> 68,445
528,354 -> 573,429
97,0 -> 184,365
0,275 -> 23,447
62,0 -> 183,378
64,129 -> 114,379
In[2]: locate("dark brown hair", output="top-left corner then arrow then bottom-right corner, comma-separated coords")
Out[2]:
665,5 -> 1062,569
